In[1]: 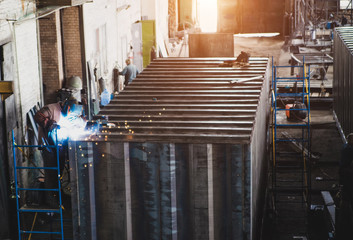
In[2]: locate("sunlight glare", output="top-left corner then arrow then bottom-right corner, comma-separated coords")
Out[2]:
199,0 -> 218,33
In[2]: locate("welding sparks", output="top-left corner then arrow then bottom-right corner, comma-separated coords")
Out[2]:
56,113 -> 90,141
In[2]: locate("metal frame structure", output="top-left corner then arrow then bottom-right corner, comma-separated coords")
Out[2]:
294,0 -> 339,42
12,130 -> 64,240
271,58 -> 312,237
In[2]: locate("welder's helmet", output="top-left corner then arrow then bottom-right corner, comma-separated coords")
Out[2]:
62,97 -> 83,118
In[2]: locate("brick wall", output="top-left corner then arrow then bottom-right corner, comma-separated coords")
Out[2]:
39,11 -> 63,104
62,7 -> 83,82
39,7 -> 83,104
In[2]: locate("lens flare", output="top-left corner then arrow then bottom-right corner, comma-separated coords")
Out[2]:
56,113 -> 89,141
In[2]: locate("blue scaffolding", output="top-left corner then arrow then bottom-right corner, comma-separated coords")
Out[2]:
271,58 -> 311,235
12,130 -> 64,240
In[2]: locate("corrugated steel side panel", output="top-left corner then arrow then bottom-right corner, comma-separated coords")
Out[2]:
69,142 -> 251,240
333,27 -> 353,137
249,60 -> 271,240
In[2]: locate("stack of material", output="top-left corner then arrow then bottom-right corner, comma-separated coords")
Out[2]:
69,57 -> 270,240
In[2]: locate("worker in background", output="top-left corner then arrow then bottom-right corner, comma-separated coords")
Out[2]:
337,133 -> 353,239
119,59 -> 139,86
34,97 -> 85,208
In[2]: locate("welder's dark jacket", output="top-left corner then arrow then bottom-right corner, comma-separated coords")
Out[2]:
36,103 -> 62,145
340,144 -> 353,200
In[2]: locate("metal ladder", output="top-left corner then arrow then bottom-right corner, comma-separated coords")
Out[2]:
271,59 -> 311,237
12,130 -> 64,240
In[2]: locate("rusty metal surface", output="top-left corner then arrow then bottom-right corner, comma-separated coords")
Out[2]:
0,81 -> 13,94
333,27 -> 353,136
87,57 -> 270,144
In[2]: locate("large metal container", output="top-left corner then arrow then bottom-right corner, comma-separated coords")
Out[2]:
69,57 -> 270,240
333,27 -> 353,137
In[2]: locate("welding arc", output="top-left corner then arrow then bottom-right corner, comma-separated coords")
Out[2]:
230,75 -> 263,84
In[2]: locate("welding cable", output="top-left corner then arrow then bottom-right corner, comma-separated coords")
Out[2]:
304,64 -> 312,123
27,212 -> 38,240
319,167 -> 335,181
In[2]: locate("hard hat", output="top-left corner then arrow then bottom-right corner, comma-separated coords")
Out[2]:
66,76 -> 83,90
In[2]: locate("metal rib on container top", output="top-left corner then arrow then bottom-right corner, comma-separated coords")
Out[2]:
333,27 -> 353,138
87,57 -> 270,144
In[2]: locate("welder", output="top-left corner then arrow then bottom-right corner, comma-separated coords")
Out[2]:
34,97 -> 85,207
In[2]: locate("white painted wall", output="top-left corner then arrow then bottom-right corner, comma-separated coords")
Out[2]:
83,0 -> 118,92
141,0 -> 155,20
155,0 -> 169,56
83,0 -> 142,92
14,19 -> 41,127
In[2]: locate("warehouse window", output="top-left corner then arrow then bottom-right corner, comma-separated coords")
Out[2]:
197,0 -> 217,32
341,0 -> 353,9
95,24 -> 108,77
0,43 -> 14,81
